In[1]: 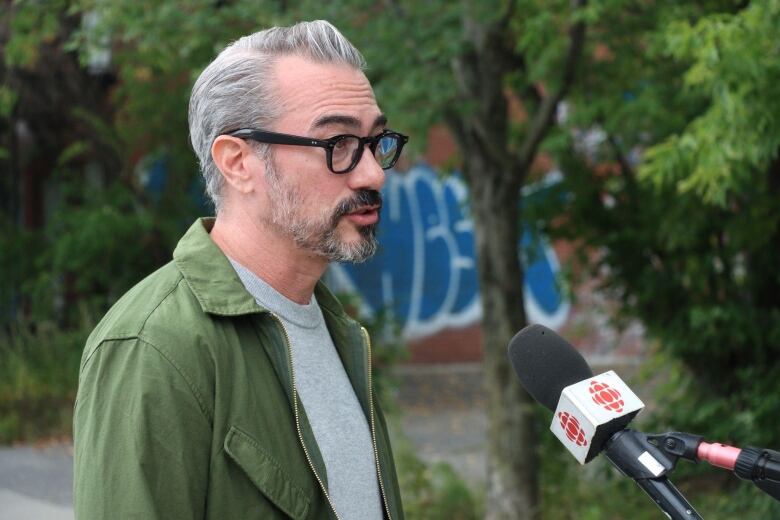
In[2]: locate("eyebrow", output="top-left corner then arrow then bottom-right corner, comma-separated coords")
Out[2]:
311,114 -> 388,132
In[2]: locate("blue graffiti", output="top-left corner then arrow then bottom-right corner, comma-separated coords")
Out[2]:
328,164 -> 569,339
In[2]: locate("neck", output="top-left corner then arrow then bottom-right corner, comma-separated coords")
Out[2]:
210,211 -> 328,305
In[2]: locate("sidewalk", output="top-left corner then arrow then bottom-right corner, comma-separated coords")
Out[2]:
0,444 -> 74,520
395,362 -> 487,485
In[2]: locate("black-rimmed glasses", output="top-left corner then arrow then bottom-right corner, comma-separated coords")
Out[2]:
225,128 -> 409,174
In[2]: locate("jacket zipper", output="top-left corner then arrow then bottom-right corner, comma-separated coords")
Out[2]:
270,313 -> 341,520
361,326 -> 393,520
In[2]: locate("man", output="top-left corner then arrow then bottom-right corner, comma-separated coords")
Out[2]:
74,20 -> 407,519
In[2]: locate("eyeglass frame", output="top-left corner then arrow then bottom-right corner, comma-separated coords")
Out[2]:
224,128 -> 409,174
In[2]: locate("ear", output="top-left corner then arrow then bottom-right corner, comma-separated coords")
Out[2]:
211,135 -> 263,194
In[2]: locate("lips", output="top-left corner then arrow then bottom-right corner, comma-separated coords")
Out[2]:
333,191 -> 383,228
349,205 -> 380,215
345,205 -> 380,225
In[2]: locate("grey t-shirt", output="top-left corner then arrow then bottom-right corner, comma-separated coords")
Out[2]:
229,259 -> 383,520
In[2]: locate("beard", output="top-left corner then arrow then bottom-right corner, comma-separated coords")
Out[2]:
262,156 -> 381,263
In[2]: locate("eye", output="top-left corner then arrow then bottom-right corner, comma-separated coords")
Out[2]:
333,138 -> 350,151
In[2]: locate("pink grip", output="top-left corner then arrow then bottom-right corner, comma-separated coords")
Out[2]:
697,441 -> 741,470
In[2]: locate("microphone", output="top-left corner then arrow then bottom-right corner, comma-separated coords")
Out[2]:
509,324 -> 703,520
508,324 -> 644,463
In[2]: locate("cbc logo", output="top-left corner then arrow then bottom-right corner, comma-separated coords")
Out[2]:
558,411 -> 588,446
589,380 -> 624,413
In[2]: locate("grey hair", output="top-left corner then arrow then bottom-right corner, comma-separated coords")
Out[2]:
188,20 -> 366,211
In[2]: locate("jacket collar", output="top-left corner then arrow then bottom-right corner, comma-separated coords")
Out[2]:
173,218 -> 348,319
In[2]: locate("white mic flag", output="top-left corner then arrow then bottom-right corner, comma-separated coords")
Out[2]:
550,370 -> 645,464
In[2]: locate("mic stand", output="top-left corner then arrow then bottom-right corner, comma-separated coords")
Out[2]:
604,429 -> 703,519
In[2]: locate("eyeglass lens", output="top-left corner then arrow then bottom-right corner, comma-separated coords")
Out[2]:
375,134 -> 400,168
331,134 -> 400,172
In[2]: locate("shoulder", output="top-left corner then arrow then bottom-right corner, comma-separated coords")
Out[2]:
81,260 -> 213,370
85,261 -> 182,342
78,261 -> 222,416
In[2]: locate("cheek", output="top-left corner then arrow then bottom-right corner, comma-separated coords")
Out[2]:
279,145 -> 325,175
313,190 -> 342,218
273,156 -> 349,214
305,179 -> 348,209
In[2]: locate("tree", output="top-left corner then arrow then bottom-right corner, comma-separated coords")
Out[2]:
548,0 -> 780,446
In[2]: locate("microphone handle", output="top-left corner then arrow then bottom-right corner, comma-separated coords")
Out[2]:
605,429 -> 703,519
735,447 -> 780,483
763,455 -> 780,483
735,447 -> 780,501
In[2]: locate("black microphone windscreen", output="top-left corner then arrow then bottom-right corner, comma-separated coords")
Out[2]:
508,324 -> 593,411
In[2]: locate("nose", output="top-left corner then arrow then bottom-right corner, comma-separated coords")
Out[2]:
347,147 -> 386,192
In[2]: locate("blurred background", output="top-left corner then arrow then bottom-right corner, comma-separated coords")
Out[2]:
2,0 -> 780,518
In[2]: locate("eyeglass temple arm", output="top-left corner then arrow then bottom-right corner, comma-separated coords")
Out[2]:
229,129 -> 330,148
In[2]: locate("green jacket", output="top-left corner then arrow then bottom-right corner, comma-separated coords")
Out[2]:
73,218 -> 403,520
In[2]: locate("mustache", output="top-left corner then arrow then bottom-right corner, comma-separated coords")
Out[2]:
332,190 -> 383,220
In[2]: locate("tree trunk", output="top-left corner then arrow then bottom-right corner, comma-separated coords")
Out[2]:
446,17 -> 539,514
471,171 -> 538,519
443,2 -> 584,515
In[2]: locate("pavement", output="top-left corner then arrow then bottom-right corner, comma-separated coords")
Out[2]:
395,362 -> 487,485
0,443 -> 74,520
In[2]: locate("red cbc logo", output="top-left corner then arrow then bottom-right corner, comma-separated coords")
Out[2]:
558,412 -> 588,446
589,380 -> 624,413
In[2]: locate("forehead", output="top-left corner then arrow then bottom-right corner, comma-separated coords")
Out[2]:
271,55 -> 380,132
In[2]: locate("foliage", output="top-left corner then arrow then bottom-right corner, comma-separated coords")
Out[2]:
529,0 -> 780,452
33,178 -> 181,320
68,0 -> 281,185
0,315 -> 92,443
641,0 -> 780,205
389,425 -> 482,520
1,0 -> 290,327
0,217 -> 39,320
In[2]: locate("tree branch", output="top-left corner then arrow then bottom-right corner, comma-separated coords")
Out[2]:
516,0 -> 587,173
606,132 -> 641,212
498,0 -> 519,30
449,20 -> 514,177
607,133 -> 636,179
